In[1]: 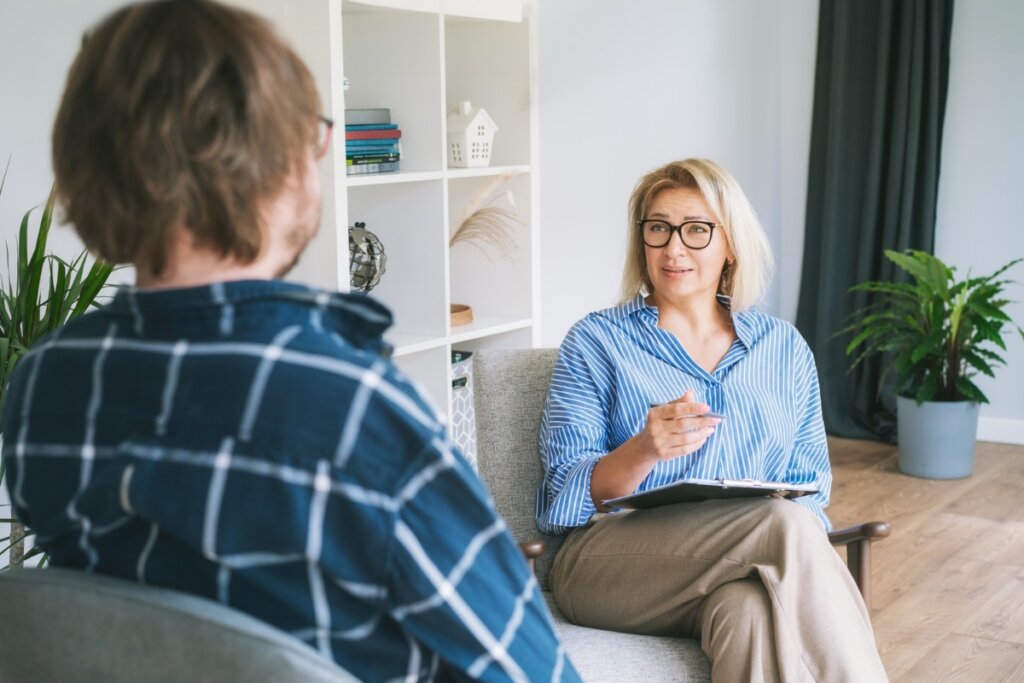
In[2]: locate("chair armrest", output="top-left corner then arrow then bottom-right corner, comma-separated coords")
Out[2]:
519,541 -> 546,574
827,521 -> 891,546
827,521 -> 891,611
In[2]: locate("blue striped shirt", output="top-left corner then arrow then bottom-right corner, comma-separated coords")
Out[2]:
537,295 -> 832,534
2,280 -> 578,683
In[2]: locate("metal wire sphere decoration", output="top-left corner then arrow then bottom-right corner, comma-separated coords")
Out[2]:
348,222 -> 387,292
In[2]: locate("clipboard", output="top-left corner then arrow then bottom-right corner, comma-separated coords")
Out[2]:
603,478 -> 819,510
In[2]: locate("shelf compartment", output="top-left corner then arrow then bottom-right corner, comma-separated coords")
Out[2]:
444,15 -> 531,167
347,180 -> 447,340
342,6 -> 444,173
391,345 -> 451,419
447,171 -> 533,325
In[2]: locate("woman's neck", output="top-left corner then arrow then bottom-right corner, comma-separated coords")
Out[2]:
649,292 -> 735,374
649,291 -> 732,341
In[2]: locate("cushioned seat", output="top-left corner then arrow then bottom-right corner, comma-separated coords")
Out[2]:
543,593 -> 711,682
473,348 -> 712,682
472,348 -> 889,683
0,567 -> 356,683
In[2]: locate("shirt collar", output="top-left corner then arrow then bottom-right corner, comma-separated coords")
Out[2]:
617,294 -> 653,319
106,279 -> 394,351
731,309 -> 758,350
107,279 -> 311,313
617,292 -> 760,350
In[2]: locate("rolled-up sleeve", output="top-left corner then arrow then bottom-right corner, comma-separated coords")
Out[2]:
536,322 -> 613,535
787,340 -> 833,530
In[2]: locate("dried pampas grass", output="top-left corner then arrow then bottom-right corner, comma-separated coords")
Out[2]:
449,171 -> 524,261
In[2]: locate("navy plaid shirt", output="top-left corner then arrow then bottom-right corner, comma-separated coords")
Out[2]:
1,280 -> 578,682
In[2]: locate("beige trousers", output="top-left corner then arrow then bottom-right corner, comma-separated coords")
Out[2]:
549,498 -> 888,683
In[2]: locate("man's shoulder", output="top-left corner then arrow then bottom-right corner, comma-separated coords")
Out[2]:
6,283 -> 440,477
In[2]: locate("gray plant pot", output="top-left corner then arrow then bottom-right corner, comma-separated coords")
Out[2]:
896,396 -> 980,479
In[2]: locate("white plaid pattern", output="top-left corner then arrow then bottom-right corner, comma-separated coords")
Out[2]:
2,281 -> 578,682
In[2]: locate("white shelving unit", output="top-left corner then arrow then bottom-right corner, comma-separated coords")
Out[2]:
242,0 -> 540,417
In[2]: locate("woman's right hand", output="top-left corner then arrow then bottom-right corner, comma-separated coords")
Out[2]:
639,390 -> 721,463
590,390 -> 721,509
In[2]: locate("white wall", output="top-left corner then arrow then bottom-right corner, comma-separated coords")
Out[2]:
3,0 -> 822,340
934,0 -> 1024,443
537,0 -> 818,345
0,1 -> 129,266
539,0 -> 1024,445
0,0 -> 130,569
1,0 -> 1020,445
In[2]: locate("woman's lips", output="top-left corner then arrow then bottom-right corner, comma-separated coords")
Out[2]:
661,265 -> 693,276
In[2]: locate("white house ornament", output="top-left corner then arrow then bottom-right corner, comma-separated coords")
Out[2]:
447,101 -> 498,168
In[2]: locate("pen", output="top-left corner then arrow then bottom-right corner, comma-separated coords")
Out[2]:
648,403 -> 725,419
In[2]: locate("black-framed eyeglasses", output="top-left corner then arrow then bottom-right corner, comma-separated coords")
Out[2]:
315,116 -> 334,159
639,219 -> 717,249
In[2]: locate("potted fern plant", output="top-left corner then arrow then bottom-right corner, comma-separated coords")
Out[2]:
844,249 -> 1023,479
1,177 -> 115,570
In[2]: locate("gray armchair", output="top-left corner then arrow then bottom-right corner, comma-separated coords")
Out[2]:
472,348 -> 891,682
0,567 -> 356,682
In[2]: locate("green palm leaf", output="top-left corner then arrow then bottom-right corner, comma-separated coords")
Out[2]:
843,249 -> 1022,405
1,180 -> 117,571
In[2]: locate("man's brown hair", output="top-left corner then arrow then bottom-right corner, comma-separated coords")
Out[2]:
52,0 -> 321,276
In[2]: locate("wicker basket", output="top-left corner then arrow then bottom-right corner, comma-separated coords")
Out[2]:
450,303 -> 474,327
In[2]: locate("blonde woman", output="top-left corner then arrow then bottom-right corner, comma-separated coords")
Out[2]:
538,159 -> 887,681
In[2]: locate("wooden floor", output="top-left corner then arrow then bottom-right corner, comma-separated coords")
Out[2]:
828,437 -> 1024,682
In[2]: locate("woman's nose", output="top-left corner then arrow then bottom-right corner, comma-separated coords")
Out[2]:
666,229 -> 689,254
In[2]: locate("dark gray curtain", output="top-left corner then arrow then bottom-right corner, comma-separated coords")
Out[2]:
796,0 -> 954,441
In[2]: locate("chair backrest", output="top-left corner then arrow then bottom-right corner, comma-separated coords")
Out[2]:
473,348 -> 565,589
0,567 -> 356,683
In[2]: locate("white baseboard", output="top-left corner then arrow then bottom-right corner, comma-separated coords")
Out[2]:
978,417 -> 1024,446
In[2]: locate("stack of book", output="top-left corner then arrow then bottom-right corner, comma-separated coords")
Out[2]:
345,108 -> 401,175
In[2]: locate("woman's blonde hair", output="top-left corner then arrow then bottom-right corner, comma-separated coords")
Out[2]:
620,158 -> 774,311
